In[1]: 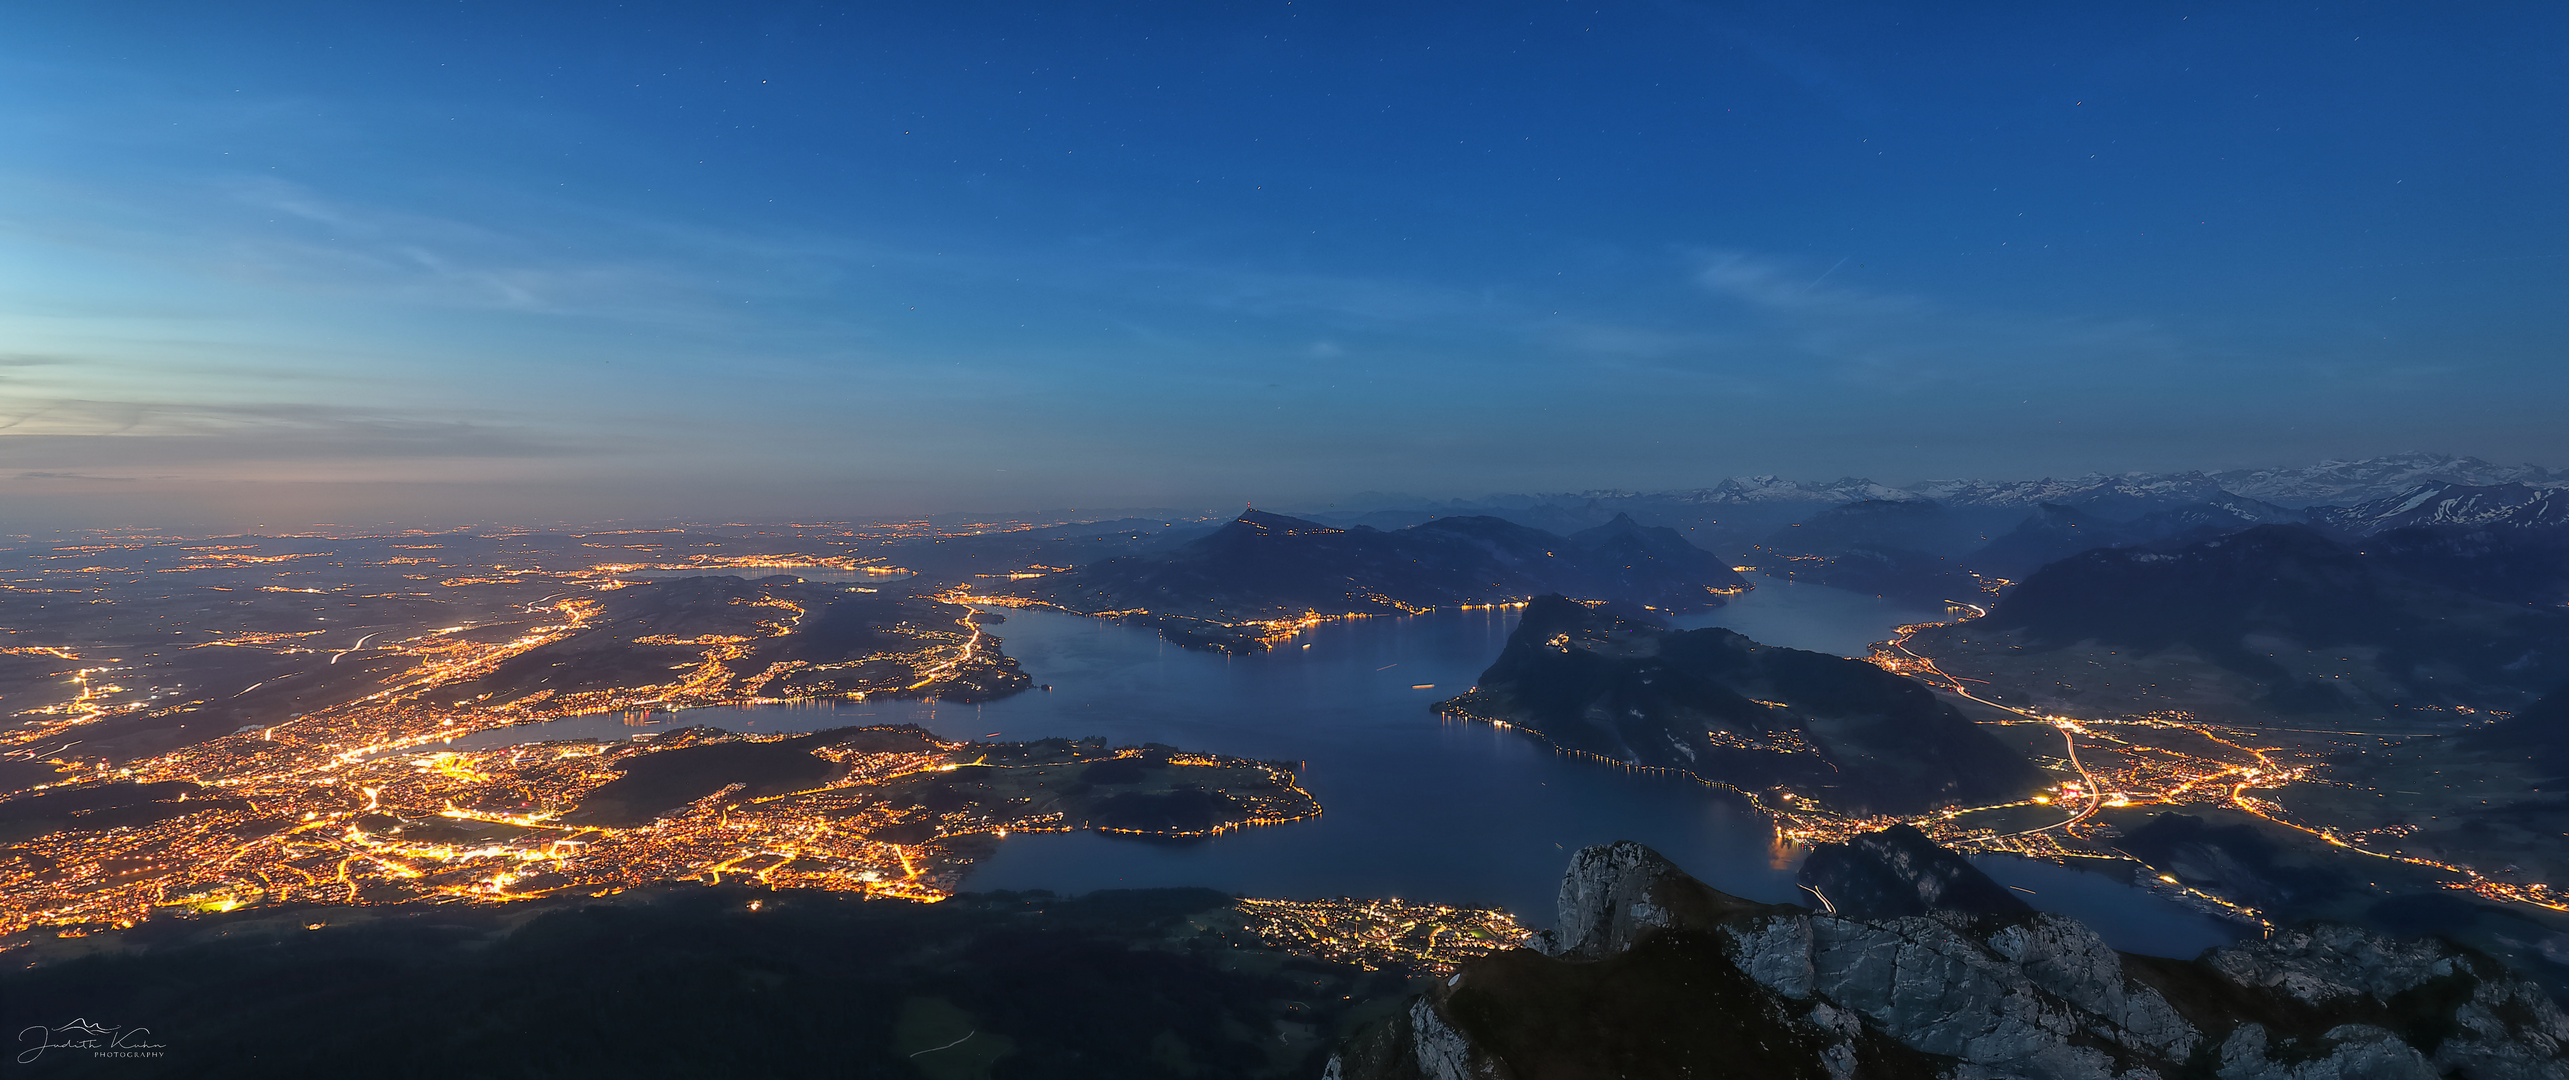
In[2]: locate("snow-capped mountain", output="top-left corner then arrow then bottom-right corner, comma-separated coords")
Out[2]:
2312,482 -> 2569,537
2129,493 -> 2311,534
1630,456 -> 2560,519
2209,453 -> 2563,507
1899,473 -> 2232,518
1656,475 -> 1917,506
1314,455 -> 2558,531
1903,477 -> 2102,506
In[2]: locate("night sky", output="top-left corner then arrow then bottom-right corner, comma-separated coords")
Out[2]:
3,2 -> 2562,527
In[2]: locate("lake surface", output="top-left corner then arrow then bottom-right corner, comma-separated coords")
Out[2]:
1669,575 -> 1949,657
446,581 -> 2244,957
619,565 -> 913,585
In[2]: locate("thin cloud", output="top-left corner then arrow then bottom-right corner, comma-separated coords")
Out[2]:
0,398 -> 595,463
14,470 -> 135,482
1689,249 -> 2182,392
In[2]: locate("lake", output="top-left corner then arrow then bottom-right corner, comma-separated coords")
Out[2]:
445,578 -> 2245,957
619,565 -> 913,585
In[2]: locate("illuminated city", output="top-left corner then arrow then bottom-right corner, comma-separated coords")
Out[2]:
3,4 -> 2564,1070
1236,897 -> 1529,974
0,525 -> 1318,941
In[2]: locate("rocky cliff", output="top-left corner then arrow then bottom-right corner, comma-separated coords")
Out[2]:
1326,838 -> 2567,1080
1796,824 -> 2034,921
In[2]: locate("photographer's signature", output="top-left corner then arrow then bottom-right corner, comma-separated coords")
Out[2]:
16,1018 -> 167,1063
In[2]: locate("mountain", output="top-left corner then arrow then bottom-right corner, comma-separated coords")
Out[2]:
1436,595 -> 2037,815
1330,839 -> 2569,1080
1304,455 -> 2561,537
883,518 -> 1212,587
2049,474 -> 2236,519
2465,682 -> 2569,780
1965,502 -> 2139,580
1793,823 -> 2032,920
2315,482 -> 2569,537
1764,498 -> 1984,556
1568,512 -> 1750,609
1986,524 -> 2569,714
2126,492 -> 2312,536
1259,456 -> 2561,603
1017,511 -> 1746,648
1908,472 -> 2235,518
2307,483 -> 2569,607
1965,496 -> 2313,583
2213,453 -> 2565,507
1664,475 -> 1920,507
1754,499 -> 1995,604
1280,479 -> 1925,559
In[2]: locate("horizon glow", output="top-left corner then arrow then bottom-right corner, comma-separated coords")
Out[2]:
2,3 -> 2563,529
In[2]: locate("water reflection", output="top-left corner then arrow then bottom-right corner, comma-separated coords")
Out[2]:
617,565 -> 914,585
446,586 -> 2243,956
1669,575 -> 1946,657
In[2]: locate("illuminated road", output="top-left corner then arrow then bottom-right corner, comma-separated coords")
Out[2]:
1876,617 -> 2568,917
329,633 -> 380,664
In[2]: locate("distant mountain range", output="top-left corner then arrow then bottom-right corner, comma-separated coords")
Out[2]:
1289,456 -> 2569,609
2314,482 -> 2569,535
1985,524 -> 2569,715
1013,510 -> 1746,649
1310,453 -> 2560,521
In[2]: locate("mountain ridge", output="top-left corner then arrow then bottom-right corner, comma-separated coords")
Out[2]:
1289,453 -> 2562,525
1014,511 -> 1746,650
1436,595 -> 2038,815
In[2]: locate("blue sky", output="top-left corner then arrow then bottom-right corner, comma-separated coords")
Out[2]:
2,2 -> 2562,527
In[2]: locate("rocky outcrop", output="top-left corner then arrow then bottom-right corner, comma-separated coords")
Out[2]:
1797,823 -> 2035,920
2188,925 -> 2568,1080
1531,841 -> 1689,959
1328,837 -> 2567,1080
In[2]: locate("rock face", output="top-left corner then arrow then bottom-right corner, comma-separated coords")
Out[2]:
1797,824 -> 2034,920
1438,596 -> 2038,816
1327,838 -> 2569,1080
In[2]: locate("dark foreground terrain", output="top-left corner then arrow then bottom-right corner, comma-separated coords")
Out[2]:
1335,837 -> 2568,1080
1,886 -> 1421,1079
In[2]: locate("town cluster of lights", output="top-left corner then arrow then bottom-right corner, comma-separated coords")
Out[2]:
1236,897 -> 1528,974
0,524 -> 1312,941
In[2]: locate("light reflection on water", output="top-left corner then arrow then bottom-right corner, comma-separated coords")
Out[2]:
617,566 -> 914,585
447,585 -> 2242,957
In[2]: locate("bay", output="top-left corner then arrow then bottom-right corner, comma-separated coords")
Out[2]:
446,582 -> 2243,957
